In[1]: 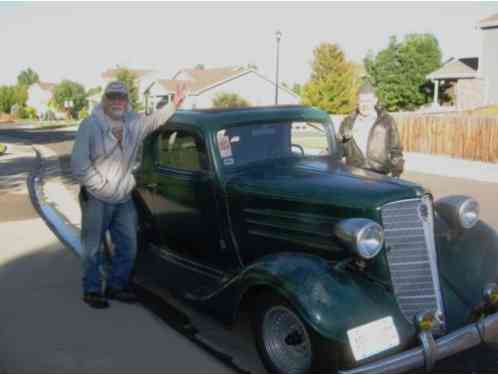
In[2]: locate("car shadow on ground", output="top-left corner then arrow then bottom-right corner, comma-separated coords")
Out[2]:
40,154 -> 79,189
0,155 -> 38,195
0,128 -> 77,146
0,243 -> 236,373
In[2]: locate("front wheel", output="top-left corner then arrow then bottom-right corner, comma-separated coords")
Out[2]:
252,294 -> 333,373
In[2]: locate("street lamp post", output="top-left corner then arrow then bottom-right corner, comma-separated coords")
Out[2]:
275,30 -> 282,105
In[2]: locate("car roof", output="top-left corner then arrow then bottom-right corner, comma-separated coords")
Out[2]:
168,105 -> 331,132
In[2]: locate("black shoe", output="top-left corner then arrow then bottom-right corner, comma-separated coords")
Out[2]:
106,287 -> 137,303
83,292 -> 109,309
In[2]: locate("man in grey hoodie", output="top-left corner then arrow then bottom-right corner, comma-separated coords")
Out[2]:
71,80 -> 186,308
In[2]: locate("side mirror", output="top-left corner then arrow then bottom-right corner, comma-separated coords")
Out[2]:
291,144 -> 305,156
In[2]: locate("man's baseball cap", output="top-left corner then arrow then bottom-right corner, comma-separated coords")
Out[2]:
104,81 -> 128,97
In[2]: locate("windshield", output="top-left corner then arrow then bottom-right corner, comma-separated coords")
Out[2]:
216,119 -> 337,169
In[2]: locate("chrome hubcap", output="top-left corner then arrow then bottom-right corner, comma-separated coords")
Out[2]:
262,305 -> 312,373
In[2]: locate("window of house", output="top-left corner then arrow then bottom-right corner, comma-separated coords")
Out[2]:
157,130 -> 208,171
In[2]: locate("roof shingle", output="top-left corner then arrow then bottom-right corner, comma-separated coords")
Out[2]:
37,81 -> 57,92
172,66 -> 246,93
427,57 -> 479,80
101,68 -> 155,80
479,13 -> 498,28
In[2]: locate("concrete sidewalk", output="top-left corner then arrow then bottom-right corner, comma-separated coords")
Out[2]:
405,152 -> 498,184
0,139 -> 231,373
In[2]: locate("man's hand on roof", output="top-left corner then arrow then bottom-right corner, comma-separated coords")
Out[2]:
174,82 -> 187,107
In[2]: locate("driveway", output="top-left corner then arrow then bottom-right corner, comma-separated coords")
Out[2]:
0,135 -> 232,373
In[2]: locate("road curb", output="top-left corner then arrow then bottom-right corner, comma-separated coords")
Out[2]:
27,147 -> 82,257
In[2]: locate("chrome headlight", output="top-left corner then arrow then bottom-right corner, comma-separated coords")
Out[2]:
459,198 -> 480,229
335,218 -> 384,259
435,195 -> 480,230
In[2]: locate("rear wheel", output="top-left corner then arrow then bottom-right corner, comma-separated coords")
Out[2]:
252,293 -> 334,373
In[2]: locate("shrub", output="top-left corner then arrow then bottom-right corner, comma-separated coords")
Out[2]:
16,106 -> 37,119
78,108 -> 89,120
212,92 -> 250,108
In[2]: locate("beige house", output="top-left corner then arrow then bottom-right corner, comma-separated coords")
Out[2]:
144,66 -> 299,112
26,81 -> 57,118
427,13 -> 498,110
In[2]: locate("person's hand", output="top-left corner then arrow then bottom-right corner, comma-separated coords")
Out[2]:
173,82 -> 187,107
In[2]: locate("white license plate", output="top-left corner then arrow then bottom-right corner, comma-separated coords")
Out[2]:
347,316 -> 400,361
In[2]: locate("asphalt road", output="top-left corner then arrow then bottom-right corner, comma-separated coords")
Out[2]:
2,124 -> 498,372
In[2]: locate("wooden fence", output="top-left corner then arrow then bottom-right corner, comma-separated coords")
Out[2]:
395,115 -> 498,163
0,113 -> 14,124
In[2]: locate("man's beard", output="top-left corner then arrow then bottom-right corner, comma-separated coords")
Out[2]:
108,107 -> 125,120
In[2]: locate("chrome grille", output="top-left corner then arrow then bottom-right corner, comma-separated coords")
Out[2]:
381,197 -> 445,327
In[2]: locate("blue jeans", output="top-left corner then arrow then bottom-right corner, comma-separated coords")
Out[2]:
79,191 -> 137,294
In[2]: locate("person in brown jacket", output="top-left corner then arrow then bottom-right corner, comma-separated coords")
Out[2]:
337,82 -> 404,177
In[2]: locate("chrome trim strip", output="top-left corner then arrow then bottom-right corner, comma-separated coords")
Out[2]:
421,194 -> 446,327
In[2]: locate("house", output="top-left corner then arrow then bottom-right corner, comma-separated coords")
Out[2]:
427,12 -> 498,110
427,57 -> 484,110
144,66 -> 300,112
26,81 -> 57,118
87,92 -> 102,113
479,13 -> 498,107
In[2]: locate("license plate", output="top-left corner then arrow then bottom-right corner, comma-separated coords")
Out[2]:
347,316 -> 400,361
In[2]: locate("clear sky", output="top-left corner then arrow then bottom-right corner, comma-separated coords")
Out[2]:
0,1 -> 497,88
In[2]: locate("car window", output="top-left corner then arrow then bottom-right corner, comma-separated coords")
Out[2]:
157,130 -> 208,171
216,121 -> 331,168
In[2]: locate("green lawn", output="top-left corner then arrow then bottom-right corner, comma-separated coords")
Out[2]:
31,120 -> 79,129
467,105 -> 498,116
293,134 -> 328,150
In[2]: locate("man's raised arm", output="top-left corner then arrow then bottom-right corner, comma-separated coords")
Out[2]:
140,83 -> 187,138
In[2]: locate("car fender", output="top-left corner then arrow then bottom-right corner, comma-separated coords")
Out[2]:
435,215 -> 498,327
232,253 -> 413,344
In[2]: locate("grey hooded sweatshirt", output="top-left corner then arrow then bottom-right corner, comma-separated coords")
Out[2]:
71,102 -> 176,203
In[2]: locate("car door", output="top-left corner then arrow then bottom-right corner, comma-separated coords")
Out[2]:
142,126 -> 240,296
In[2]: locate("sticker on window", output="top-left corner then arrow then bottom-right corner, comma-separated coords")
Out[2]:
223,157 -> 235,166
217,131 -> 232,158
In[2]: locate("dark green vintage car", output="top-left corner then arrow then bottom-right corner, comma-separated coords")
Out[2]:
132,105 -> 498,373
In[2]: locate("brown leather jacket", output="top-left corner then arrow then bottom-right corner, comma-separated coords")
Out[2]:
337,107 -> 404,177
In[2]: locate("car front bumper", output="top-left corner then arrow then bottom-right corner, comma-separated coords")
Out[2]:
341,311 -> 498,373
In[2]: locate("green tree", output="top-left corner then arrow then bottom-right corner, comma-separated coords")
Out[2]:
301,43 -> 359,114
292,83 -> 302,97
113,68 -> 143,111
212,92 -> 250,108
14,85 -> 28,107
365,33 -> 442,111
87,86 -> 102,97
0,85 -> 28,113
53,80 -> 87,118
0,86 -> 16,113
17,68 -> 39,87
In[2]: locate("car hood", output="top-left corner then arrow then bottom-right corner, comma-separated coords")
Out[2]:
226,158 -> 427,210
